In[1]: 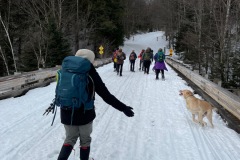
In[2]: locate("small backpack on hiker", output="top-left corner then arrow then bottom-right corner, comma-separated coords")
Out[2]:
129,52 -> 136,60
117,52 -> 124,60
143,52 -> 152,61
44,56 -> 95,125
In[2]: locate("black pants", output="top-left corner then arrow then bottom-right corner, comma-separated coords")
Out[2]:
130,60 -> 135,71
155,69 -> 164,79
116,63 -> 123,76
143,60 -> 151,74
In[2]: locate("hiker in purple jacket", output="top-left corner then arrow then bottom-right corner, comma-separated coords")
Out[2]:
153,48 -> 168,80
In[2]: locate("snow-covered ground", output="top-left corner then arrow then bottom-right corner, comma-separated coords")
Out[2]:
0,31 -> 240,160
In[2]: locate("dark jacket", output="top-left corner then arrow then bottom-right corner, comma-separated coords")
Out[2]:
142,49 -> 153,61
129,52 -> 137,61
60,64 -> 127,125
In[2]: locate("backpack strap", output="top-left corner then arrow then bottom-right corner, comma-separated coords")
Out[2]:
51,70 -> 61,126
88,75 -> 95,100
82,74 -> 95,113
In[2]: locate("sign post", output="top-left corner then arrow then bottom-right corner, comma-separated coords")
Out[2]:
169,48 -> 173,57
99,45 -> 104,58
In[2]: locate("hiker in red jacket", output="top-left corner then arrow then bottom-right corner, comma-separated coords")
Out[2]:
138,49 -> 145,71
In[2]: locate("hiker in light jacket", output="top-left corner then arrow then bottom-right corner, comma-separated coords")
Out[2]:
57,49 -> 134,160
153,48 -> 168,80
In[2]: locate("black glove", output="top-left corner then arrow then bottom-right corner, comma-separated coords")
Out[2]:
123,106 -> 134,117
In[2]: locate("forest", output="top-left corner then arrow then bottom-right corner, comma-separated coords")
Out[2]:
0,0 -> 239,89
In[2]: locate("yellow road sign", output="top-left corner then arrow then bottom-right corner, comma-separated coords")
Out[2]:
99,50 -> 104,54
169,49 -> 173,53
99,45 -> 104,51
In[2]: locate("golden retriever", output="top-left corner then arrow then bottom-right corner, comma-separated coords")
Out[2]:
179,89 -> 214,128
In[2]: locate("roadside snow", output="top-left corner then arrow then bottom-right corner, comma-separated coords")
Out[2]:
0,31 -> 240,160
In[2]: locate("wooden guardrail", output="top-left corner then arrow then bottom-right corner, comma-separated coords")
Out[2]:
166,58 -> 240,120
0,58 -> 112,100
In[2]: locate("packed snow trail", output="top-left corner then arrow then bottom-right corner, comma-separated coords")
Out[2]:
0,31 -> 240,160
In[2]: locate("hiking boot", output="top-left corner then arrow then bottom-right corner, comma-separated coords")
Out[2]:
57,144 -> 73,160
162,74 -> 165,80
80,146 -> 90,160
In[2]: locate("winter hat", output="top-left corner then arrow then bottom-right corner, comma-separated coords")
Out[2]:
158,48 -> 163,52
75,49 -> 95,64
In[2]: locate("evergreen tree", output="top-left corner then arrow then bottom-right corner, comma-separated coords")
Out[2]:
46,20 -> 71,67
90,0 -> 125,49
231,56 -> 240,87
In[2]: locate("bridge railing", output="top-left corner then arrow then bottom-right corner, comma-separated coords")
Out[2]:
0,58 -> 112,100
166,58 -> 240,120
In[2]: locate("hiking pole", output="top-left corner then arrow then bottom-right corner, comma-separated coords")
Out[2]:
43,104 -> 54,116
43,99 -> 55,116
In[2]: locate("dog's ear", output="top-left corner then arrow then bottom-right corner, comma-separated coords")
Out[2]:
187,90 -> 193,96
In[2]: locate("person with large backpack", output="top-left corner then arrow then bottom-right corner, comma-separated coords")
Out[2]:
153,48 -> 168,80
50,49 -> 134,160
129,50 -> 137,72
116,48 -> 126,76
142,47 -> 153,74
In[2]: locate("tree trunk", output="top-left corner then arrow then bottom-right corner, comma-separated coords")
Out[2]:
0,14 -> 18,72
0,45 -> 10,75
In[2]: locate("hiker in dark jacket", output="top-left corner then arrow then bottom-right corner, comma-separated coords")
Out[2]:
57,49 -> 134,160
116,48 -> 126,76
129,50 -> 137,72
142,47 -> 153,74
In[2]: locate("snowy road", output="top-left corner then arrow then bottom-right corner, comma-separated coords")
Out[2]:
0,32 -> 240,160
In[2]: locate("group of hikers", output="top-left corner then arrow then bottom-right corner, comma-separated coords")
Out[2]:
47,47 -> 168,160
112,47 -> 168,80
50,49 -> 134,160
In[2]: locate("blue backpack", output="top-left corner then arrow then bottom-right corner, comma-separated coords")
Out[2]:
51,56 -> 95,125
157,52 -> 164,62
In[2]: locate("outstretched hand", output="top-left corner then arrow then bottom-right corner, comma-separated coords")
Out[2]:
123,106 -> 134,117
